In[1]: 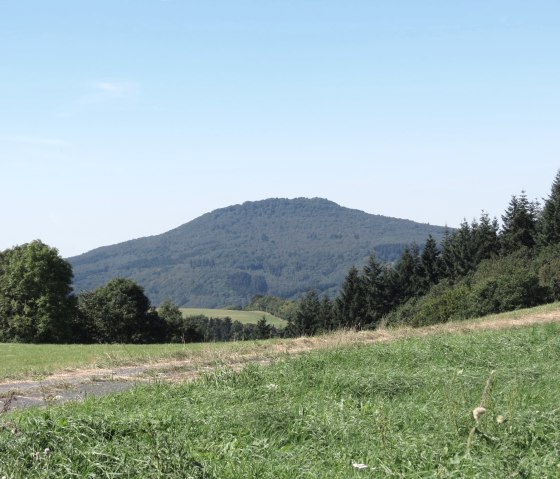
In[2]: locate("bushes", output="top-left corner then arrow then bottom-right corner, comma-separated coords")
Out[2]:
466,254 -> 547,317
410,282 -> 470,327
387,253 -> 552,328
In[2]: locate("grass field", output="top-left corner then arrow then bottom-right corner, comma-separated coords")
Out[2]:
0,342 -> 235,381
1,310 -> 559,477
180,308 -> 287,327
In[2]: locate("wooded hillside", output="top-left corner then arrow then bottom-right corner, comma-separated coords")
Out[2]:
69,198 -> 447,307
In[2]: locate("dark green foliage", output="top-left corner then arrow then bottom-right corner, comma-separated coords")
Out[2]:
332,173 -> 560,331
255,316 -> 272,339
472,212 -> 500,263
157,299 -> 183,341
334,266 -> 365,329
290,289 -> 321,336
244,294 -> 298,322
539,169 -> 560,246
437,214 -> 500,281
536,244 -> 560,301
420,234 -> 440,287
0,240 -> 75,343
394,243 -> 424,300
466,253 -> 548,317
76,278 -> 165,343
68,198 -> 448,307
361,254 -> 387,328
501,192 -> 540,253
163,313 -> 279,343
439,221 -> 479,279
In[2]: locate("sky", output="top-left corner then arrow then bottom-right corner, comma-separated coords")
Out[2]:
1,1 -> 559,258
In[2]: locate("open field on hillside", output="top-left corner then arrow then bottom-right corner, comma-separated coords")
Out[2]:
180,308 -> 287,326
0,342 -> 212,382
1,304 -> 560,477
0,302 -> 558,384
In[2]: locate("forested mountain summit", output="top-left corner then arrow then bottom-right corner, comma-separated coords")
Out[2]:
69,198 -> 448,307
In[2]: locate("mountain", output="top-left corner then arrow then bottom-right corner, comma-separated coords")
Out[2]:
68,198 -> 448,307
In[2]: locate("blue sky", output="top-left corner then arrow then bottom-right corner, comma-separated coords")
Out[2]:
1,1 -> 559,257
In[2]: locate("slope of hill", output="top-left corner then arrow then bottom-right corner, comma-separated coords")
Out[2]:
69,198 -> 448,306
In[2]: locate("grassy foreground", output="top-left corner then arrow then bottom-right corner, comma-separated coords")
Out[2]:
1,321 -> 560,477
180,308 -> 286,327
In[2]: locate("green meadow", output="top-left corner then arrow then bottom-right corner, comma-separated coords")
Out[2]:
180,308 -> 287,327
1,314 -> 559,477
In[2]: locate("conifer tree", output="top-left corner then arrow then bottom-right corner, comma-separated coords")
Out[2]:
539,170 -> 560,246
394,243 -> 423,301
472,212 -> 500,263
334,266 -> 365,329
293,289 -> 321,336
361,254 -> 386,328
420,235 -> 440,288
319,295 -> 335,331
501,192 -> 540,253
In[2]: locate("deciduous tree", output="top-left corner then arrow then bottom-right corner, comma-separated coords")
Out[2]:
0,240 -> 75,343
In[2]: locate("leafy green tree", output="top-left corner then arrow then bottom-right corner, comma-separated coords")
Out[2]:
0,240 -> 75,343
77,278 -> 163,343
158,299 -> 182,340
539,170 -> 560,246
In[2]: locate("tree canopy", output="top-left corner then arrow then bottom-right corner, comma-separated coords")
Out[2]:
0,240 -> 75,343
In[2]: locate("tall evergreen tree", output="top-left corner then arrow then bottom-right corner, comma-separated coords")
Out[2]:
539,170 -> 560,246
334,266 -> 365,329
501,192 -> 540,253
472,212 -> 500,263
319,295 -> 335,331
393,243 -> 423,301
290,289 -> 321,336
420,235 -> 440,288
256,316 -> 272,339
361,254 -> 386,328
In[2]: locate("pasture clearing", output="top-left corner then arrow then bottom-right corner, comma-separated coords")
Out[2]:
180,308 -> 287,326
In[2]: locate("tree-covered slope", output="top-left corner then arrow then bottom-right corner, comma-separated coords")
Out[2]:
69,198 -> 447,307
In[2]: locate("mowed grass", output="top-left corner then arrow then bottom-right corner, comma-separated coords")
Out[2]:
1,321 -> 560,477
180,308 -> 287,327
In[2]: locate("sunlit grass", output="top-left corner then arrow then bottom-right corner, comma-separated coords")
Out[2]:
1,319 -> 559,477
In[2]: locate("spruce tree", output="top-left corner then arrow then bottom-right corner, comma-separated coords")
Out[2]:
539,170 -> 560,246
420,235 -> 440,288
294,289 -> 321,336
472,212 -> 500,263
319,295 -> 335,331
501,192 -> 540,253
334,266 -> 365,329
394,243 -> 423,301
361,254 -> 386,328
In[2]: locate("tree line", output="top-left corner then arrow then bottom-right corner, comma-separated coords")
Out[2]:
0,246 -> 278,344
289,170 -> 560,334
2,170 -> 560,343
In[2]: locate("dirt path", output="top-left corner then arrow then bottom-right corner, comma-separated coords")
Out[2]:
1,307 -> 559,412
